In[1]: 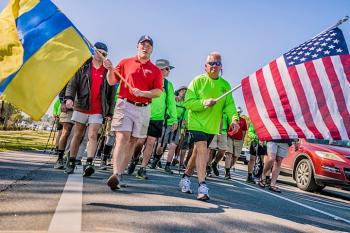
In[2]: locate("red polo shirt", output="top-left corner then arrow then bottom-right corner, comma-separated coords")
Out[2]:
228,117 -> 247,140
83,62 -> 105,114
114,56 -> 163,103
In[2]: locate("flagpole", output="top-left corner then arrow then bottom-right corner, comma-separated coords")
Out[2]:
94,48 -> 134,90
312,15 -> 349,38
214,83 -> 242,102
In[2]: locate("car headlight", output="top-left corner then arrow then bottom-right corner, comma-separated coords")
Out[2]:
315,151 -> 345,162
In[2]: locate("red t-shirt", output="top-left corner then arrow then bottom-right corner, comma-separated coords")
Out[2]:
114,56 -> 163,103
228,117 -> 247,140
83,62 -> 105,114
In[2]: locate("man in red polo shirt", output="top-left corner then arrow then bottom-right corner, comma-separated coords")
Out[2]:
104,35 -> 163,190
225,107 -> 247,179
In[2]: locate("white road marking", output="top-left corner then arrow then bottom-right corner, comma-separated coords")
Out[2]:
233,179 -> 350,225
48,166 -> 83,232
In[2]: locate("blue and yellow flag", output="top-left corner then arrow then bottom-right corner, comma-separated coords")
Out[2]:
0,0 -> 92,120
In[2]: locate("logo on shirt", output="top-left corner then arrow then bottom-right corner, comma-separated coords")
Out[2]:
220,87 -> 228,94
144,69 -> 152,74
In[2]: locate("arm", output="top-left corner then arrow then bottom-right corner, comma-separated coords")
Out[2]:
222,91 -> 239,124
107,84 -> 116,117
64,69 -> 80,108
183,80 -> 206,112
166,82 -> 178,126
104,59 -> 120,86
136,89 -> 162,98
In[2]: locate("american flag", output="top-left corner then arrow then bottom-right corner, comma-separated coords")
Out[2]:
242,27 -> 350,141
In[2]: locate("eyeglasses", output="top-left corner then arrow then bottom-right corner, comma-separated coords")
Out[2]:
207,61 -> 222,66
162,67 -> 170,71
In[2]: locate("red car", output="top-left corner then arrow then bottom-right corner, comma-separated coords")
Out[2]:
281,139 -> 350,192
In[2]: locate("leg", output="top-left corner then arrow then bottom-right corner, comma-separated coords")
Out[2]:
270,156 -> 283,187
112,131 -> 132,176
195,141 -> 209,184
140,136 -> 156,167
68,122 -> 86,158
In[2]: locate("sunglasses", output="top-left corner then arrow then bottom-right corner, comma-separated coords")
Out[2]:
96,49 -> 107,57
207,61 -> 222,66
162,67 -> 170,71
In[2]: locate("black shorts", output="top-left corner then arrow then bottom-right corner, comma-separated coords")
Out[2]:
147,120 -> 164,138
249,141 -> 267,156
56,122 -> 63,131
189,130 -> 214,148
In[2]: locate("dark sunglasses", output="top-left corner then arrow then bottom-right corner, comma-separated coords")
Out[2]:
207,61 -> 222,66
162,67 -> 170,71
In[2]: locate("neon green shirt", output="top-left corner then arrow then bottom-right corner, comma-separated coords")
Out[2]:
150,79 -> 177,125
176,99 -> 188,128
184,73 -> 238,134
248,123 -> 258,142
221,113 -> 230,134
53,98 -> 61,116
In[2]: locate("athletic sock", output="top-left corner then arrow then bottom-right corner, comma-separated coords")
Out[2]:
86,158 -> 93,163
57,150 -> 65,159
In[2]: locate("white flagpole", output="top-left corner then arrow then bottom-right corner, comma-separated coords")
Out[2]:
312,15 -> 349,39
215,83 -> 242,102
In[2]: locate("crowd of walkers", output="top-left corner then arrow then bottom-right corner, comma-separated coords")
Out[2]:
52,35 -> 293,201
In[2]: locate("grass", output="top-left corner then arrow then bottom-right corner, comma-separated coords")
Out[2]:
0,130 -> 54,152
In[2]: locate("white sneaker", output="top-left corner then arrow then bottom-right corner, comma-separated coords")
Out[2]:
197,183 -> 210,201
179,177 -> 192,194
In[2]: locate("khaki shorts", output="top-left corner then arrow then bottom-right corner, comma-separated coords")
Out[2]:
111,99 -> 150,138
59,110 -> 73,124
227,138 -> 244,157
72,111 -> 103,124
209,134 -> 227,151
267,142 -> 289,158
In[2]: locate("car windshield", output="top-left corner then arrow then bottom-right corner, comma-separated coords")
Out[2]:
306,139 -> 350,148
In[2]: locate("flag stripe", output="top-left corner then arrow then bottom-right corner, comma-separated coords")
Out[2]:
242,77 -> 273,140
313,58 -> 348,139
268,61 -> 305,138
0,0 -> 74,92
287,65 -> 325,138
17,0 -> 72,62
275,57 -> 317,138
340,55 -> 350,84
330,56 -> 350,138
304,61 -> 341,139
256,68 -> 289,138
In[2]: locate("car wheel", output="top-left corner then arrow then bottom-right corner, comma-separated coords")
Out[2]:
295,159 -> 323,192
253,155 -> 263,178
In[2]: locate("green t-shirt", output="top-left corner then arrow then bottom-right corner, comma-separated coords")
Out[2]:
221,113 -> 230,134
184,73 -> 238,134
150,79 -> 177,125
53,98 -> 61,116
176,99 -> 188,128
248,123 -> 258,142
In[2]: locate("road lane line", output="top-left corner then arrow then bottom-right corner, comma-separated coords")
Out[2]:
48,166 -> 83,232
233,179 -> 350,225
298,197 -> 350,210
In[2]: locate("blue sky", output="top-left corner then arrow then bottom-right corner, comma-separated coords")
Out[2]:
1,0 -> 349,116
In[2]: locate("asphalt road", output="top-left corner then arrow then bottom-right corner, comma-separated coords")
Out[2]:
0,151 -> 349,233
